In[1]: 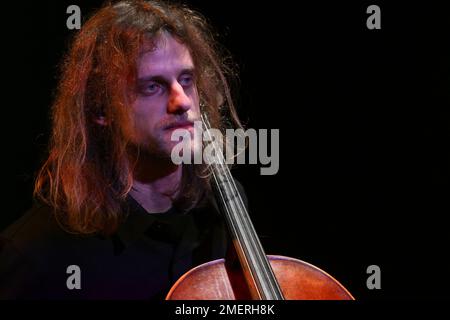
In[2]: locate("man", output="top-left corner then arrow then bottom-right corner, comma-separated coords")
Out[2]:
0,0 -> 245,299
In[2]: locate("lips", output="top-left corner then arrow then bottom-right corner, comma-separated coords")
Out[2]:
164,120 -> 194,130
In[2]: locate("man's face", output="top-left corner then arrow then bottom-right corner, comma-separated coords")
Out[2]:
128,33 -> 200,159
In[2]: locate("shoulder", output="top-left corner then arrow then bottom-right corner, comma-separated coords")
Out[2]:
1,202 -> 72,256
0,202 -> 98,298
0,203 -> 56,298
1,201 -> 107,264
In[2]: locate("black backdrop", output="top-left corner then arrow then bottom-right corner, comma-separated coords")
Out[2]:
1,0 -> 449,300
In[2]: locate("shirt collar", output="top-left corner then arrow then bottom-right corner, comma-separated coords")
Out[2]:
115,195 -> 161,249
115,195 -> 187,250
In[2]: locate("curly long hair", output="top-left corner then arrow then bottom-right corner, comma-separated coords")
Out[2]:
34,0 -> 241,235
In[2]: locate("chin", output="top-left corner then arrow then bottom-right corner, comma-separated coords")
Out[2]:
168,140 -> 204,165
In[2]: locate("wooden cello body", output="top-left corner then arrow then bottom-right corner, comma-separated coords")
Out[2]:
166,113 -> 354,300
167,255 -> 353,300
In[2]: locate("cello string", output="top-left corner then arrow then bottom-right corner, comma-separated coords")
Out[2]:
201,113 -> 284,299
200,114 -> 265,286
201,112 -> 277,286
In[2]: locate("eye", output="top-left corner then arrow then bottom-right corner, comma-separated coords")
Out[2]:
141,81 -> 163,96
179,74 -> 194,87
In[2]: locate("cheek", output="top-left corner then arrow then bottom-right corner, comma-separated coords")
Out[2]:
133,96 -> 165,120
130,100 -> 161,135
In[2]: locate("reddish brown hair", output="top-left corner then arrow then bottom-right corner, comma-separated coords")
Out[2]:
34,0 -> 241,235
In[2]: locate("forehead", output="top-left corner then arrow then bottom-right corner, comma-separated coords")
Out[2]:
137,34 -> 194,77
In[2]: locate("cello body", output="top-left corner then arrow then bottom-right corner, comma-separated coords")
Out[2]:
167,255 -> 354,300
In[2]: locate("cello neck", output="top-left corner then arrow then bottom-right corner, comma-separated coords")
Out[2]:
201,113 -> 284,300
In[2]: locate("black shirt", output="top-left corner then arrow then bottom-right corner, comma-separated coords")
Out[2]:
0,192 -> 235,300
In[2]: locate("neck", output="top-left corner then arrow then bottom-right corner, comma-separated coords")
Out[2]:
128,150 -> 182,213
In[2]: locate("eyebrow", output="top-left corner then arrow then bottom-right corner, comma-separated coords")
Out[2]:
137,67 -> 195,83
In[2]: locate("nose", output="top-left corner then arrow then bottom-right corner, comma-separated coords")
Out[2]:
167,82 -> 192,114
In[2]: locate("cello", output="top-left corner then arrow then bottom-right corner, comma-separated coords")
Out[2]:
166,113 -> 354,300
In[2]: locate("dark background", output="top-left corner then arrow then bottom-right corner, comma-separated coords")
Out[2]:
1,0 -> 449,300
